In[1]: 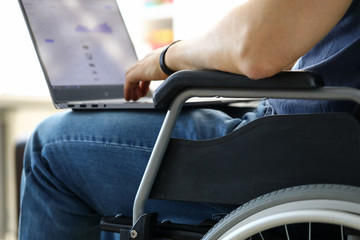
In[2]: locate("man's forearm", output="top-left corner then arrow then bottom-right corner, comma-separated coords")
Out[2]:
165,0 -> 352,79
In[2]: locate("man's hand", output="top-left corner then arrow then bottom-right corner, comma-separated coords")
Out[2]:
124,48 -> 168,101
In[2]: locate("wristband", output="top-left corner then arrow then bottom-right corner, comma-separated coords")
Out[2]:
159,40 -> 181,76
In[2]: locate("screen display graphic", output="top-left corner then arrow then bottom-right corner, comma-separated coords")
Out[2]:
22,0 -> 137,87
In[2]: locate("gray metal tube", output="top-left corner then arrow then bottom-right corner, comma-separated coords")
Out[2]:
132,92 -> 189,224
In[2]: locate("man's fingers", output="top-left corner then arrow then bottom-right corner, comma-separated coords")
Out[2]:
140,81 -> 151,97
125,80 -> 149,101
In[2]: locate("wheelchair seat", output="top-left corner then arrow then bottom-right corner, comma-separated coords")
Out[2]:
151,112 -> 360,205
101,70 -> 360,240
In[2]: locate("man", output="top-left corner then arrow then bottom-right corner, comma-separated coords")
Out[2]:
19,0 -> 359,239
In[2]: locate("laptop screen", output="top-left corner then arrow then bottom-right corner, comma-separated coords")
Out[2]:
20,0 -> 138,102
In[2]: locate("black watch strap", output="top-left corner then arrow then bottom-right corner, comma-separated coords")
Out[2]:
159,40 -> 181,76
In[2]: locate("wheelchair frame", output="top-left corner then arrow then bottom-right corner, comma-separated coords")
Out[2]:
134,85 -> 360,223
102,70 -> 360,239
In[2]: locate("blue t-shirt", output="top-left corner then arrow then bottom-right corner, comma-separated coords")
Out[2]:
268,0 -> 360,114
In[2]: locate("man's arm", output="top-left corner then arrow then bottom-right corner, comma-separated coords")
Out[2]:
125,0 -> 352,101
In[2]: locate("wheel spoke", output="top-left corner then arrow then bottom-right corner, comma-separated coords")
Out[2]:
285,224 -> 290,240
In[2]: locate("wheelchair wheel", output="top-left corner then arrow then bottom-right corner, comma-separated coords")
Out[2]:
202,184 -> 360,240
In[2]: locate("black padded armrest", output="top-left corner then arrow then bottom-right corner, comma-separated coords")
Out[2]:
152,70 -> 324,110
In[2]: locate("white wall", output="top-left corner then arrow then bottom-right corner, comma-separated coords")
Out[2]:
0,0 -> 49,97
173,0 -> 244,40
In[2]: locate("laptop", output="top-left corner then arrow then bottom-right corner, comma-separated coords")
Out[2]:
19,0 -> 258,110
19,0 -> 157,109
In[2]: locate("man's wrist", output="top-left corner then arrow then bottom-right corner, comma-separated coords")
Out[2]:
159,40 -> 181,76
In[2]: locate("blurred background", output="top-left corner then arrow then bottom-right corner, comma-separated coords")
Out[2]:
0,0 -> 240,239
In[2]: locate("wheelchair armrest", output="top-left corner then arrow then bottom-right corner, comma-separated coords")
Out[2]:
152,70 -> 324,110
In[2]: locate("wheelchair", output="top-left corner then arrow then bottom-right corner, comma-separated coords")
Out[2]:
101,70 -> 360,240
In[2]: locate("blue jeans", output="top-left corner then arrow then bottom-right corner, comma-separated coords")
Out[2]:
19,102 -> 269,239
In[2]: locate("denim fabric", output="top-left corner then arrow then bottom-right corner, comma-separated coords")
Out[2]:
19,102 -> 269,240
